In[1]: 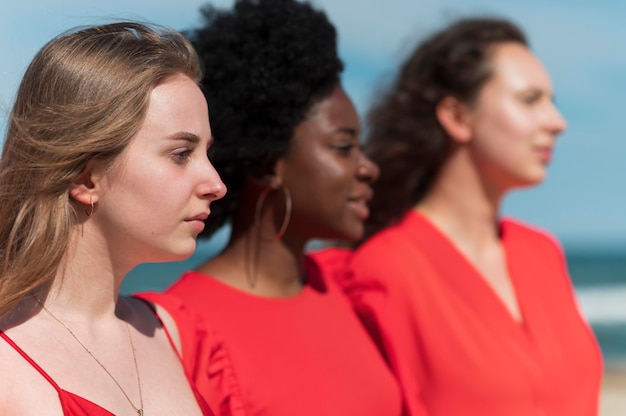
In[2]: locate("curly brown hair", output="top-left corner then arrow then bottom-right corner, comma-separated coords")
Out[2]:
364,17 -> 527,239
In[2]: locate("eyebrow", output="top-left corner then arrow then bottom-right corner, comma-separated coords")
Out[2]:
525,86 -> 554,97
165,132 -> 215,147
167,132 -> 200,143
335,127 -> 358,137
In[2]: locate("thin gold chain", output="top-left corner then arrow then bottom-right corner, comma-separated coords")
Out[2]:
34,297 -> 144,416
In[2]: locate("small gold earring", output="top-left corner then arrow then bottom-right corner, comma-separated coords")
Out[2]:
85,200 -> 94,217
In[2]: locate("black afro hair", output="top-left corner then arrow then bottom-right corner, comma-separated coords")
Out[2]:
185,0 -> 344,237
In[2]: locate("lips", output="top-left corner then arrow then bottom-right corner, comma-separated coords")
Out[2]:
535,145 -> 553,163
186,212 -> 210,222
185,211 -> 210,233
349,188 -> 373,203
348,190 -> 373,221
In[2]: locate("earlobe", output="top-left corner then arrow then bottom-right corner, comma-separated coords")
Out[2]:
265,175 -> 282,190
68,159 -> 100,206
265,159 -> 285,190
249,168 -> 283,191
436,97 -> 472,144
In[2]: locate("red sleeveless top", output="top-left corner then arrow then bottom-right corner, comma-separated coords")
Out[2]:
0,298 -> 214,416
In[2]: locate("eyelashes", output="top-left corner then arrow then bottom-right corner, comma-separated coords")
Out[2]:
334,143 -> 356,156
521,93 -> 541,105
171,148 -> 193,165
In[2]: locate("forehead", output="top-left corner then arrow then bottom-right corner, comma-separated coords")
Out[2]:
485,42 -> 554,93
290,86 -> 359,145
308,86 -> 356,116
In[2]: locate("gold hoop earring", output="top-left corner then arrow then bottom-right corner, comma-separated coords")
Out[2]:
245,186 -> 293,288
85,199 -> 94,217
254,186 -> 292,242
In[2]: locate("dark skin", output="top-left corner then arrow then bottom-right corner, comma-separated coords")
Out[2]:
196,85 -> 379,297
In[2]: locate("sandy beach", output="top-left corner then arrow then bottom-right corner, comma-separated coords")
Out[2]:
601,365 -> 626,415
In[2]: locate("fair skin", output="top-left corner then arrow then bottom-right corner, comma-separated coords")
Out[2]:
419,42 -> 566,322
199,85 -> 379,297
0,74 -> 225,415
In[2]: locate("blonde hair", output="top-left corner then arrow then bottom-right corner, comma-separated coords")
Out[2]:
0,22 -> 202,317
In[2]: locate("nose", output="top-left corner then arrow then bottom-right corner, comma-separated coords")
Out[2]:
357,150 -> 380,184
547,102 -> 567,136
198,156 -> 227,202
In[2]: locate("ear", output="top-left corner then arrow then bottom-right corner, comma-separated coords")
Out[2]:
68,159 -> 102,206
263,158 -> 285,190
436,96 -> 472,144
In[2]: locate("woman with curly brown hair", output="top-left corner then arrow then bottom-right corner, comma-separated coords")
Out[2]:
345,17 -> 603,416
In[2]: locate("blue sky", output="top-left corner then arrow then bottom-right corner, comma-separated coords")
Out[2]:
1,0 -> 625,250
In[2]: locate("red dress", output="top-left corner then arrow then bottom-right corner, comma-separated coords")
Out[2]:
163,254 -> 404,416
0,297 -> 214,416
343,210 -> 603,416
0,331 -> 116,415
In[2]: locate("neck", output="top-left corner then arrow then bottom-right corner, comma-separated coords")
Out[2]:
201,183 -> 307,297
199,221 -> 307,297
41,222 -> 131,321
417,149 -> 505,249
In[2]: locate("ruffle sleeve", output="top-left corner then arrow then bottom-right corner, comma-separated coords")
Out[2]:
135,291 -> 248,416
309,246 -> 429,416
308,247 -> 392,364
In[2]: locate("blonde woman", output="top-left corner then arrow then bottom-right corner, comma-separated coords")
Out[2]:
0,22 -> 225,415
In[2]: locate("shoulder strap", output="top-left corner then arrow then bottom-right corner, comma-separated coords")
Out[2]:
133,296 -> 182,360
0,330 -> 62,391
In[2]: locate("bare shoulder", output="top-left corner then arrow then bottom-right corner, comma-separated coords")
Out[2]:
0,339 -> 19,408
124,295 -> 183,356
151,301 -> 183,355
0,328 -> 65,415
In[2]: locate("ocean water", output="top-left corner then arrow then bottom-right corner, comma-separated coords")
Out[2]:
568,251 -> 626,363
121,238 -> 626,363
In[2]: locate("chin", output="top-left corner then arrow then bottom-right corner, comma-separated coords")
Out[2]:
509,179 -> 544,193
159,242 -> 197,263
507,167 -> 547,190
335,225 -> 364,243
308,219 -> 364,243
525,172 -> 547,187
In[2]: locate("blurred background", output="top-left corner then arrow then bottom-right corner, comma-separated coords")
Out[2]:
2,0 -> 625,412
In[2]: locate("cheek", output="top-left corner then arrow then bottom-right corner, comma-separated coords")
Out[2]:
474,106 -> 534,156
117,165 -> 190,215
283,150 -> 358,217
287,166 -> 347,218
286,153 -> 337,190
310,160 -> 354,201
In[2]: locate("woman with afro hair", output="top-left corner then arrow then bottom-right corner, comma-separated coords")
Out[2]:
155,0 -> 404,414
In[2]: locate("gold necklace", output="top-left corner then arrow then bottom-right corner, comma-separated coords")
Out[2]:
34,297 -> 144,416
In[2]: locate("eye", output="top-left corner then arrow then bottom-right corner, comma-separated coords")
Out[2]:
171,148 -> 193,165
520,91 -> 541,105
333,142 -> 358,157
